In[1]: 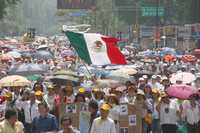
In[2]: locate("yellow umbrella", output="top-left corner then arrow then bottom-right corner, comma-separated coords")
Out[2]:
0,75 -> 31,87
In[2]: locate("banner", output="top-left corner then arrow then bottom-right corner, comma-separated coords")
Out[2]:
57,0 -> 96,9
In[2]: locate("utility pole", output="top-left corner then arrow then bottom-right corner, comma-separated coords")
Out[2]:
155,0 -> 160,48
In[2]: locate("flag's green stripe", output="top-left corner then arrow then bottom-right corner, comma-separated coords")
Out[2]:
65,31 -> 92,64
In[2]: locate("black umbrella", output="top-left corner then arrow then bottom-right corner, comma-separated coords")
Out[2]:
33,50 -> 54,60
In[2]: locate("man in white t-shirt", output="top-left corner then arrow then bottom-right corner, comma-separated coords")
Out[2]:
90,103 -> 116,133
157,93 -> 180,133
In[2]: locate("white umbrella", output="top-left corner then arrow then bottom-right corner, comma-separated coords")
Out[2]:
170,72 -> 196,84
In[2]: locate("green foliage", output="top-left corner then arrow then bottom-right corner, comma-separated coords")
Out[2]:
0,0 -> 20,20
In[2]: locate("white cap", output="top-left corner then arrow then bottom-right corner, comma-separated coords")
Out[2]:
152,75 -> 157,79
142,75 -> 148,79
139,77 -> 145,81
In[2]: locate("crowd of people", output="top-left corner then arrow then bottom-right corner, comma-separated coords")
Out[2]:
0,36 -> 200,133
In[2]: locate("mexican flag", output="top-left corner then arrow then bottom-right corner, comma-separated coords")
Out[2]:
65,31 -> 126,65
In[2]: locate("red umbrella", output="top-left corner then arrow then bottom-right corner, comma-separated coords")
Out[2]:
182,55 -> 197,63
163,54 -> 176,63
166,84 -> 198,99
192,49 -> 200,55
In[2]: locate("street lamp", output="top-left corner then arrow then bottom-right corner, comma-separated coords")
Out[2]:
161,35 -> 166,47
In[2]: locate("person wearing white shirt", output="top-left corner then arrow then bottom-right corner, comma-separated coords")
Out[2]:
183,94 -> 200,133
90,103 -> 116,133
18,91 -> 40,133
157,93 -> 180,133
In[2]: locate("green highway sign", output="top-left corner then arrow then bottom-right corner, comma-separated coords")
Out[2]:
142,6 -> 164,17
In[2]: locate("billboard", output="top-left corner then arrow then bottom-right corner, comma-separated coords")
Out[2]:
57,0 -> 96,9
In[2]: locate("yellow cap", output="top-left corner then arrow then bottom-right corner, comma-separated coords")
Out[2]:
152,88 -> 160,94
35,91 -> 44,96
160,92 -> 168,98
79,88 -> 85,93
100,103 -> 111,111
4,92 -> 12,98
47,85 -> 54,89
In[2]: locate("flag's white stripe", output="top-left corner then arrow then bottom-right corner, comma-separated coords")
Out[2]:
83,33 -> 111,65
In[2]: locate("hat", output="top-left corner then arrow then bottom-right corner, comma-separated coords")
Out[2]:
115,86 -> 126,92
139,77 -> 145,81
47,85 -> 54,89
152,88 -> 160,94
78,88 -> 85,93
4,92 -> 12,98
143,75 -> 148,79
160,92 -> 168,98
161,76 -> 168,81
137,89 -> 145,96
35,91 -> 44,96
100,103 -> 111,111
152,75 -> 157,79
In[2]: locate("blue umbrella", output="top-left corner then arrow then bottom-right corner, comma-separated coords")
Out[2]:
8,63 -> 48,76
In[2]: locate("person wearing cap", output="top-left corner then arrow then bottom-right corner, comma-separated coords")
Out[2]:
92,88 -> 104,106
134,90 -> 148,133
88,100 -> 99,132
18,91 -> 40,133
106,94 -> 120,133
156,93 -> 180,133
181,94 -> 200,133
90,103 -> 116,133
124,82 -> 137,104
43,85 -> 56,114
35,91 -> 44,102
151,89 -> 161,133
0,108 -> 24,133
138,77 -> 146,90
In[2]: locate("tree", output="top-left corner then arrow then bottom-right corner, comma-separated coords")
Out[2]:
0,0 -> 20,20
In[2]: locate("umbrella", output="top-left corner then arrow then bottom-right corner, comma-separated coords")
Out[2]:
26,74 -> 42,81
8,63 -> 48,76
54,70 -> 78,77
106,72 -> 132,83
111,68 -> 137,75
50,75 -> 79,85
182,55 -> 197,63
6,51 -> 21,58
21,51 -> 32,58
163,54 -> 176,63
61,49 -> 75,57
191,49 -> 200,55
33,50 -> 54,60
37,45 -> 48,50
160,47 -> 176,56
0,75 -> 31,87
166,84 -> 198,99
96,79 -> 122,88
170,72 -> 196,84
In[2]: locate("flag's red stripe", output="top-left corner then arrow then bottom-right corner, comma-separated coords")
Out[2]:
101,37 -> 127,64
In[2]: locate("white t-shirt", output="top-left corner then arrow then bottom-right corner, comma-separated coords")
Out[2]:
90,117 -> 116,133
160,100 -> 179,125
185,104 -> 200,125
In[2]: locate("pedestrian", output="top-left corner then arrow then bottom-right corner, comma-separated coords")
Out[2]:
58,116 -> 80,133
157,92 -> 180,133
182,94 -> 200,133
32,102 -> 59,133
90,103 -> 116,133
0,108 -> 24,133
